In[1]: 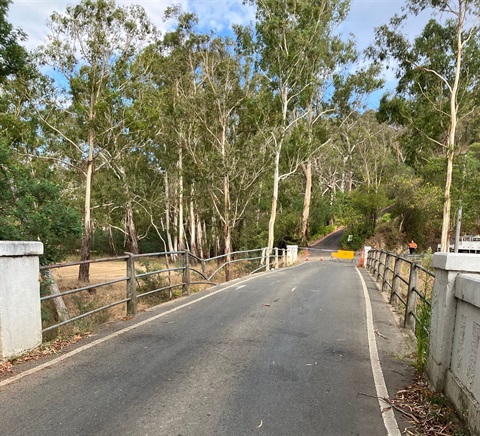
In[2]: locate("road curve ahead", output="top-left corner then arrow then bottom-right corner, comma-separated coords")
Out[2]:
0,262 -> 413,436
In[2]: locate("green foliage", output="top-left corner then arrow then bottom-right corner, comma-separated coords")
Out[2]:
415,301 -> 431,372
387,172 -> 443,244
0,142 -> 81,264
345,186 -> 388,237
0,0 -> 28,81
4,0 -> 474,263
370,1 -> 480,250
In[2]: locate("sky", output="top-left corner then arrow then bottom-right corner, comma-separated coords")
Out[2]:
8,0 -> 409,50
7,0 -> 423,108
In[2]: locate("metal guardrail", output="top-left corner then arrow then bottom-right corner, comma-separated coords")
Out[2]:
366,249 -> 434,336
39,247 -> 287,335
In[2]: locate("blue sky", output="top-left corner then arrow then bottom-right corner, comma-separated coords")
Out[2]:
8,0 -> 425,108
9,0 -> 409,50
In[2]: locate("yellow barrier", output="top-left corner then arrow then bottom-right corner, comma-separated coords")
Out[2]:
331,250 -> 355,260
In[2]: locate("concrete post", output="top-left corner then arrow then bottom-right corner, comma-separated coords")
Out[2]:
286,245 -> 298,265
0,241 -> 43,360
428,253 -> 480,391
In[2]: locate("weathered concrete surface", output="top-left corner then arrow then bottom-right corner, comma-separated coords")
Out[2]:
428,253 -> 480,436
0,241 -> 43,360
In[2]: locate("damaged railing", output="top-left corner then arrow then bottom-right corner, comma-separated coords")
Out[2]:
40,247 -> 288,335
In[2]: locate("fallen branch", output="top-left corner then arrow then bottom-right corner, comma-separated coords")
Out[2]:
358,392 -> 419,423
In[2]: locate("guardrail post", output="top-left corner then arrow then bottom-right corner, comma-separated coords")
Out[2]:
274,247 -> 279,269
376,251 -> 383,281
382,253 -> 390,292
404,264 -> 419,330
391,257 -> 402,304
366,250 -> 374,272
375,251 -> 380,276
125,252 -> 137,316
182,251 -> 190,296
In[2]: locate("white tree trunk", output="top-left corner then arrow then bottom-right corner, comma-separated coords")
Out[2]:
440,5 -> 463,252
300,160 -> 312,243
164,172 -> 175,255
78,127 -> 94,283
43,270 -> 70,323
177,147 -> 185,251
267,148 -> 280,255
189,185 -> 197,257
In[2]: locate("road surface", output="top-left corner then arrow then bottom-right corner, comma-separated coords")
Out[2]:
0,261 -> 414,435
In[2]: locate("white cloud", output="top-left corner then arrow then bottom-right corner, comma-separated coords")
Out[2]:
7,0 -> 430,108
8,0 -> 255,50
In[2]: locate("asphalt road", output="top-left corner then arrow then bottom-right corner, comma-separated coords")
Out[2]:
308,229 -> 347,259
0,261 -> 414,436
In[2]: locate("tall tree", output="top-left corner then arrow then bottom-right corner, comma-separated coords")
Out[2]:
36,0 -> 156,280
0,0 -> 27,82
243,0 -> 352,253
371,0 -> 480,251
188,34 -> 266,279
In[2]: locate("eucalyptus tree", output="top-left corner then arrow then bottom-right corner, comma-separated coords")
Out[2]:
187,34 -> 267,279
0,0 -> 81,263
352,111 -> 398,191
295,47 -> 384,243
0,0 -> 27,82
36,0 -> 157,281
371,0 -> 480,251
242,0 -> 352,252
135,10 -> 204,256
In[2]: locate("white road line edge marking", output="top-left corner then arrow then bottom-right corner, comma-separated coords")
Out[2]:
1,275 -> 261,388
1,263 -> 305,388
356,268 -> 401,436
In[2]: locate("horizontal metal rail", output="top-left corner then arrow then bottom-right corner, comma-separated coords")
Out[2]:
135,267 -> 184,280
137,284 -> 183,299
133,251 -> 185,259
40,277 -> 130,301
42,298 -> 130,333
366,249 -> 433,338
40,256 -> 128,271
204,248 -> 264,263
40,246 -> 290,336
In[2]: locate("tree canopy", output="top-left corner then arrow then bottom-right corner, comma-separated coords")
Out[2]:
2,0 -> 480,265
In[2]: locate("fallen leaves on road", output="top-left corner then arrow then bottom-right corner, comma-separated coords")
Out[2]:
359,372 -> 468,435
0,333 -> 90,377
391,372 -> 469,435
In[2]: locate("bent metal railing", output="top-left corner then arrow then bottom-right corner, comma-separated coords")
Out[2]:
366,249 -> 434,336
39,247 -> 287,335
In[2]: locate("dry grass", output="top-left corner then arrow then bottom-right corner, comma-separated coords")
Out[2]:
40,257 -> 185,337
40,255 -> 267,338
382,256 -> 434,316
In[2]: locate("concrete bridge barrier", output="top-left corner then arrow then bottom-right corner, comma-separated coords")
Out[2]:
0,241 -> 43,360
428,253 -> 480,436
